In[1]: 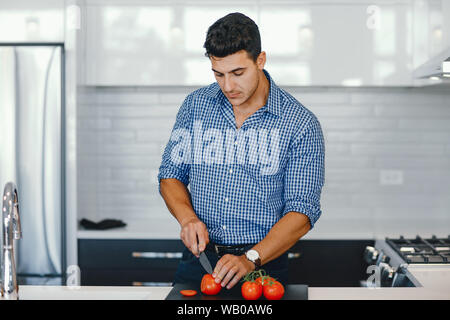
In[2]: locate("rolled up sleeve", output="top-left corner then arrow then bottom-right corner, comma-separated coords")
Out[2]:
282,115 -> 325,229
158,94 -> 193,190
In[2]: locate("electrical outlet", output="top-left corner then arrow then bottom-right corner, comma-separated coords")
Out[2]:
379,170 -> 404,185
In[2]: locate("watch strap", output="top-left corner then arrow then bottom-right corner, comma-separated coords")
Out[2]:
245,250 -> 262,267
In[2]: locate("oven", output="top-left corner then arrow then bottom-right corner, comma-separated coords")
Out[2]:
362,235 -> 450,287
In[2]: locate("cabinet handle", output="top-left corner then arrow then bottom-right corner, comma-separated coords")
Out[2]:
288,252 -> 301,259
132,251 -> 182,259
132,281 -> 172,287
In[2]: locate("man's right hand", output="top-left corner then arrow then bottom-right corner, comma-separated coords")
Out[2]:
180,217 -> 209,257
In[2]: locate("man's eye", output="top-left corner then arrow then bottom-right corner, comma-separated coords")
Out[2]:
215,73 -> 223,77
234,73 -> 243,76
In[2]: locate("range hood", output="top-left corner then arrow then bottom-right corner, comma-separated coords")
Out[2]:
414,47 -> 450,80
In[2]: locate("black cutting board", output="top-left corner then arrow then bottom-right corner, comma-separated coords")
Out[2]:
165,282 -> 308,300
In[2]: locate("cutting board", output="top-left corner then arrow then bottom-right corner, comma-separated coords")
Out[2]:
165,282 -> 308,300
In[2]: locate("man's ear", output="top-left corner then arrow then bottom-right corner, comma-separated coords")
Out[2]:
256,51 -> 266,70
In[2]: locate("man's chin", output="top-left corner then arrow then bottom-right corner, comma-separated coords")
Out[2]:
228,96 -> 246,106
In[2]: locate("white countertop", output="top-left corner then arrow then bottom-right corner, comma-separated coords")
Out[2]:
308,287 -> 450,300
407,265 -> 450,289
17,266 -> 450,300
17,284 -> 450,300
19,285 -> 173,300
13,258 -> 450,300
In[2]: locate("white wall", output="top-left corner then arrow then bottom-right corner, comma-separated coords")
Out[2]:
76,83 -> 450,239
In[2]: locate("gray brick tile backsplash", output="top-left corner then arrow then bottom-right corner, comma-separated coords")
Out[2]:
321,118 -> 398,130
398,118 -> 450,130
159,92 -> 190,105
291,92 -> 351,105
350,91 -> 446,105
351,143 -> 445,156
375,157 -> 450,169
325,156 -> 374,169
77,86 -> 450,236
77,118 -> 112,130
310,105 -> 374,118
374,104 -> 450,117
78,131 -> 136,144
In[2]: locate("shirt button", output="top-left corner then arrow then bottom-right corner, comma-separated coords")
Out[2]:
224,197 -> 229,202
222,225 -> 227,230
229,169 -> 233,174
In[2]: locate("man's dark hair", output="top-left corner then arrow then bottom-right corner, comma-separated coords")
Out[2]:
203,12 -> 261,62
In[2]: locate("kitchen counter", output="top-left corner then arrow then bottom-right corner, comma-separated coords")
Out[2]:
308,287 -> 450,300
19,285 -> 173,300
18,263 -> 450,300
18,285 -> 450,300
18,265 -> 450,300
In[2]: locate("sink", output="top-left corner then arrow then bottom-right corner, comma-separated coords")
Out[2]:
18,285 -> 172,300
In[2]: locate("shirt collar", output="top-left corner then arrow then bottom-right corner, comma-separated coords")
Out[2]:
263,69 -> 283,117
211,69 -> 283,117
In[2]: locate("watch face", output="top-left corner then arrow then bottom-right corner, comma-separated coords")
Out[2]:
247,250 -> 259,261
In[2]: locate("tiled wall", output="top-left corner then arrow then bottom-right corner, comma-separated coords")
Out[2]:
77,84 -> 450,238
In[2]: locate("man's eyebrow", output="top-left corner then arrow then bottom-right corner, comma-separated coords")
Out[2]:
212,67 -> 246,74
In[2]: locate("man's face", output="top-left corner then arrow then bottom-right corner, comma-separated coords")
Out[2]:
210,50 -> 265,107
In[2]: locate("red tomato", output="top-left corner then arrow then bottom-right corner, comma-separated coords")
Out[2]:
201,274 -> 222,295
180,290 -> 197,297
241,281 -> 263,300
256,276 -> 275,286
262,281 -> 285,300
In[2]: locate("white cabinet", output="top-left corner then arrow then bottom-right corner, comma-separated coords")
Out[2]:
83,4 -> 256,86
0,0 -> 65,42
79,1 -> 447,87
260,2 -> 413,86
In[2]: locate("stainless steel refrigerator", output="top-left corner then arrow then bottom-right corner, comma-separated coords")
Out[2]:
0,44 -> 65,285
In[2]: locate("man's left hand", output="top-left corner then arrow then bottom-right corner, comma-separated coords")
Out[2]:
212,254 -> 256,289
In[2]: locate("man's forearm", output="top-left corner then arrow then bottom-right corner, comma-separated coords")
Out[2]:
160,178 -> 209,256
159,178 -> 197,226
252,212 -> 311,266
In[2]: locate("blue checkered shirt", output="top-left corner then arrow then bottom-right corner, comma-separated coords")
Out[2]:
158,70 -> 325,245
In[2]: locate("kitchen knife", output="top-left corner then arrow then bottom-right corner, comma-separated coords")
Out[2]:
199,251 -> 213,274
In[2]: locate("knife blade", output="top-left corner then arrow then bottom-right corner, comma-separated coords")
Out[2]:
199,251 -> 213,274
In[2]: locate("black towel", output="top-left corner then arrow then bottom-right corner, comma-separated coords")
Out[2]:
80,218 -> 127,230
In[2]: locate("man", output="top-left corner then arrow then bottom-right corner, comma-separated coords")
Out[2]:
158,12 -> 325,290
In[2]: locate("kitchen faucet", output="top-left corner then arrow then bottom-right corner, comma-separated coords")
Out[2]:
1,182 -> 22,300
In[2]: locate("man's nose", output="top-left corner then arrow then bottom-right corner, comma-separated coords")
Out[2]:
223,76 -> 235,92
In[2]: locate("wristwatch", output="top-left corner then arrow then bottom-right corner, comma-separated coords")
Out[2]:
245,249 -> 261,268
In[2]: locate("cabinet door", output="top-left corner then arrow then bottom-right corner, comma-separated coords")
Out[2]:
85,5 -> 179,86
0,2 -> 65,42
78,239 -> 184,286
287,240 -> 374,287
260,2 -> 414,86
84,4 -> 257,86
81,1 -> 433,86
